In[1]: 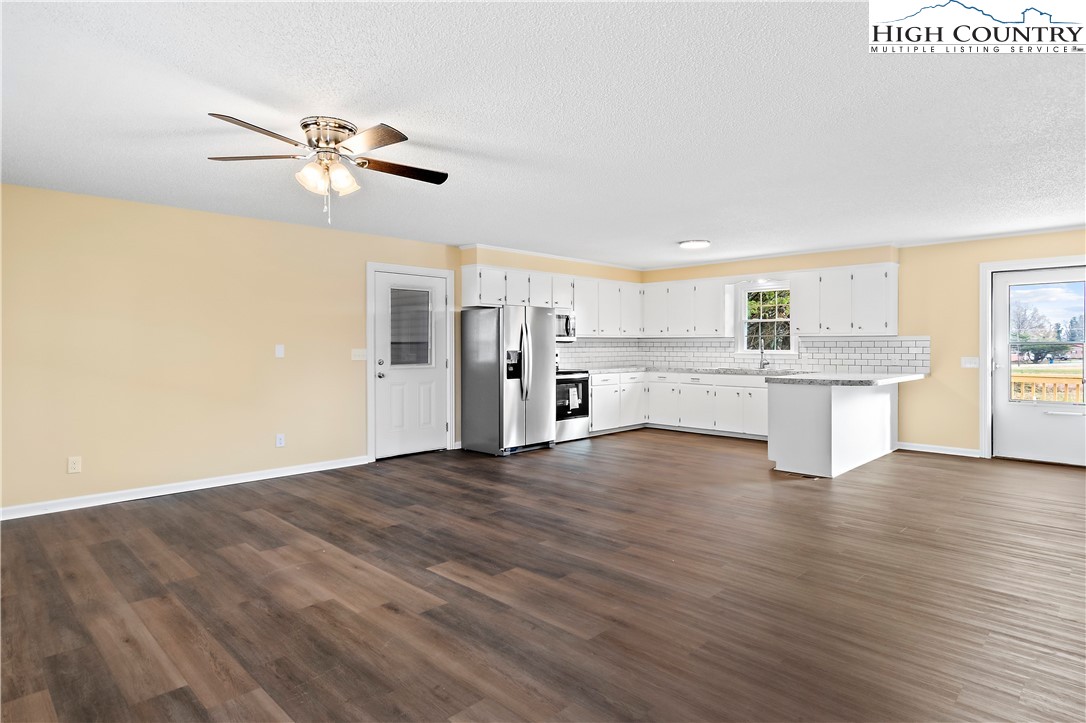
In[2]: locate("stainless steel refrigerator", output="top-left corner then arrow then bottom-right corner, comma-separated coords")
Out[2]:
461,306 -> 556,455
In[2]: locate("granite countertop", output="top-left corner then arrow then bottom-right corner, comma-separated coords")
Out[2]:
764,372 -> 926,386
585,366 -> 804,376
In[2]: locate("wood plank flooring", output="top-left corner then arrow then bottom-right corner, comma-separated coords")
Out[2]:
2,429 -> 1084,721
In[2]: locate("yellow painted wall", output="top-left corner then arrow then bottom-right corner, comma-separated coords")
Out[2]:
467,246 -> 641,282
897,229 -> 1085,450
3,183 -> 1083,508
2,185 -> 459,507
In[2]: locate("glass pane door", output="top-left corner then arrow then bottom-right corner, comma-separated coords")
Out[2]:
390,288 -> 432,366
1008,281 -> 1085,403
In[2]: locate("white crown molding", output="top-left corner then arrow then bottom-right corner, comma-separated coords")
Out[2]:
0,455 -> 375,520
458,244 -> 642,271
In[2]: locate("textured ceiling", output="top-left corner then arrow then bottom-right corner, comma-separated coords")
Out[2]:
3,2 -> 1083,269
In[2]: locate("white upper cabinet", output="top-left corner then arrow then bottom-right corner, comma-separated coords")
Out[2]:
790,272 -> 820,336
505,269 -> 531,305
574,277 -> 599,336
528,272 -> 553,307
552,275 -> 575,309
597,281 -> 622,336
668,282 -> 696,336
619,283 -> 643,336
461,265 -> 506,306
819,268 -> 853,336
851,265 -> 898,335
642,283 -> 668,336
692,280 -> 725,336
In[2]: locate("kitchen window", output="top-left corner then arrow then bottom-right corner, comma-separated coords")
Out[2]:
745,288 -> 791,351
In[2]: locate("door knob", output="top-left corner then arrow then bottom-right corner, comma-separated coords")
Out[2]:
377,372 -> 385,379
377,359 -> 385,365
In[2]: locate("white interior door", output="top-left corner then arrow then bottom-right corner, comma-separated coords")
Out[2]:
374,271 -> 448,458
992,266 -> 1085,465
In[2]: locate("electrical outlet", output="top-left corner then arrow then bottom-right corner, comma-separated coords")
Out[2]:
67,456 -> 82,474
275,433 -> 286,448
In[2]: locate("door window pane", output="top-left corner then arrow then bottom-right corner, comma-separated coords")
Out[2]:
390,288 -> 431,366
1008,281 -> 1084,403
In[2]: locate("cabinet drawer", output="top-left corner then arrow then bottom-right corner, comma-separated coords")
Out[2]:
620,372 -> 645,383
679,374 -> 714,385
712,375 -> 766,388
647,373 -> 679,383
590,375 -> 619,386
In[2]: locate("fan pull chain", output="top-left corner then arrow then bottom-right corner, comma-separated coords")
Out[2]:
327,189 -> 332,225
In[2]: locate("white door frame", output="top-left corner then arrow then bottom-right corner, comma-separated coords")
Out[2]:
978,254 -> 1084,458
366,262 -> 456,459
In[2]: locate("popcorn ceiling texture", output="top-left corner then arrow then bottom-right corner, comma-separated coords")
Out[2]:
559,337 -> 931,375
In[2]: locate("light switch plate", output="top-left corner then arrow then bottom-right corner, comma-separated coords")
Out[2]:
351,348 -> 366,361
67,456 -> 82,474
275,344 -> 285,358
961,356 -> 979,368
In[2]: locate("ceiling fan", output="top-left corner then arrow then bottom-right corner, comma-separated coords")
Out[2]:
208,113 -> 447,218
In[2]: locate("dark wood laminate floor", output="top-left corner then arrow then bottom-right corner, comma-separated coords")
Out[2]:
2,429 -> 1084,722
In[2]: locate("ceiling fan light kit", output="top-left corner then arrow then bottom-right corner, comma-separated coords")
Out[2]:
208,113 -> 447,223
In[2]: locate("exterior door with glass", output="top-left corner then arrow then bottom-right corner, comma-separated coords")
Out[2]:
374,271 -> 449,458
992,267 -> 1085,465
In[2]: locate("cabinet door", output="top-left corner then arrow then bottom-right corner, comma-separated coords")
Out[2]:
647,383 -> 679,426
574,277 -> 599,336
741,388 -> 768,436
590,385 -> 621,431
620,384 -> 645,427
528,272 -> 553,307
790,272 -> 821,336
478,268 -> 506,305
851,266 -> 887,335
552,275 -> 575,309
506,270 -> 530,305
642,284 -> 668,336
620,283 -> 643,336
597,281 -> 622,336
678,384 -> 715,430
668,282 -> 696,336
693,280 -> 725,336
715,387 -> 745,432
819,268 -> 852,335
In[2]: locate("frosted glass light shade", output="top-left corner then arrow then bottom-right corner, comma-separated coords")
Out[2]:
328,162 -> 360,195
295,162 -> 329,194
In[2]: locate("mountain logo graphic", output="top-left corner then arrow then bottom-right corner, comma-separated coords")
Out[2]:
884,1 -> 1077,25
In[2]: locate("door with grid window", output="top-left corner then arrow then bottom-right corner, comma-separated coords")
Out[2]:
374,272 -> 448,458
992,267 -> 1084,465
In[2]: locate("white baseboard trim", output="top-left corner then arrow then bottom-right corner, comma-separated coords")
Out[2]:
895,443 -> 983,458
0,455 -> 375,521
448,442 -> 462,450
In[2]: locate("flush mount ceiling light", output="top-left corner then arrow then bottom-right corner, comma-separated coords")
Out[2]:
208,113 -> 448,223
678,239 -> 711,250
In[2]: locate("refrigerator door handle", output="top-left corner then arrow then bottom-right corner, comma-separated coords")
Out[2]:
523,318 -> 532,400
519,321 -> 528,401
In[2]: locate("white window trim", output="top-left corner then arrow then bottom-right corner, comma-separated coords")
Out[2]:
734,280 -> 799,357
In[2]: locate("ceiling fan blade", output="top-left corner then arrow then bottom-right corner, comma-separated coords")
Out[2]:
352,157 -> 448,185
208,154 -> 308,161
208,113 -> 309,149
337,123 -> 408,154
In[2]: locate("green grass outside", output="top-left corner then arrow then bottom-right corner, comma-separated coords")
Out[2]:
1012,362 -> 1084,378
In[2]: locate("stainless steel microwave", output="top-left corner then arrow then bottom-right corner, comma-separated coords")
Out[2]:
555,309 -> 576,343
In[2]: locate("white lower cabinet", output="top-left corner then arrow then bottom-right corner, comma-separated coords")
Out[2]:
590,373 -> 769,437
678,384 -> 715,430
646,382 -> 679,426
715,387 -> 745,432
741,388 -> 768,435
620,383 -> 645,427
590,383 -> 621,431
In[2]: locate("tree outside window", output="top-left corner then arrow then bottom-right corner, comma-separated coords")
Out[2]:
745,289 -> 791,351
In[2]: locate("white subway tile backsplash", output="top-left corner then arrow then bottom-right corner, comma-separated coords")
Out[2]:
557,335 -> 930,374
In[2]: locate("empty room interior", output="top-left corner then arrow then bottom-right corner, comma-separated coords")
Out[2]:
2,2 -> 1085,722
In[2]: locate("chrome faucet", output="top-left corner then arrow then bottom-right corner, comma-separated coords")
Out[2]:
759,338 -> 770,369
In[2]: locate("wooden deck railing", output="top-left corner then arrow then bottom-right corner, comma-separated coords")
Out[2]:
1011,375 -> 1085,403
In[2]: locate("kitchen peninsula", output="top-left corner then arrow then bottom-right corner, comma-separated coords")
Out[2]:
766,373 -> 925,478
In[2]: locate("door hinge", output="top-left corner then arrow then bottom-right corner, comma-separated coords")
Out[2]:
850,274 -> 854,280
446,422 -> 449,432
445,359 -> 449,368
